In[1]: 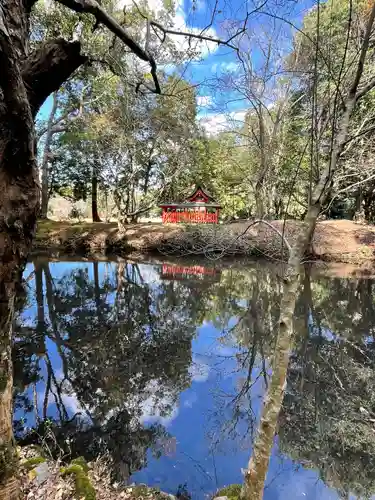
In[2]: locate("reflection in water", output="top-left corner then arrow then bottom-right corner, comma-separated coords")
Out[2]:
12,258 -> 375,499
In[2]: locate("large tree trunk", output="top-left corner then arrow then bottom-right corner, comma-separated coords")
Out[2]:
91,164 -> 101,222
0,292 -> 19,500
0,3 -> 87,496
0,116 -> 39,500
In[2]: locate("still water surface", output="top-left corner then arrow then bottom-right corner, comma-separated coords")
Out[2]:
14,258 -> 375,499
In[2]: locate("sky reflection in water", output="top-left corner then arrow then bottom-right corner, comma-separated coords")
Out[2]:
14,259 -> 375,500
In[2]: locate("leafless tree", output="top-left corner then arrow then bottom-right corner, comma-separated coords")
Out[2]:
242,3 -> 375,499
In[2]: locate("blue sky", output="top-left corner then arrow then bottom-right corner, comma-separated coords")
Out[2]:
37,0 -> 316,133
176,0 -> 317,132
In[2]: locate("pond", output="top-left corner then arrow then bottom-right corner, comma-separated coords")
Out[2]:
13,257 -> 375,499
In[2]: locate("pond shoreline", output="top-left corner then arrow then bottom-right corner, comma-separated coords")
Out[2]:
34,219 -> 375,271
19,446 -> 179,500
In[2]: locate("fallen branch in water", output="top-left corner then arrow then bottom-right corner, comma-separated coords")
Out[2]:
157,220 -> 291,261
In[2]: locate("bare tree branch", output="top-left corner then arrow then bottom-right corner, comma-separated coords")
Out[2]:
344,123 -> 375,146
356,76 -> 375,101
132,0 -> 251,52
150,19 -> 239,51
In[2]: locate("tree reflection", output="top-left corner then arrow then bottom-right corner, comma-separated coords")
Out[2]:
279,272 -> 375,498
204,264 -> 282,454
13,260 -> 208,481
204,266 -> 375,498
12,260 -> 375,497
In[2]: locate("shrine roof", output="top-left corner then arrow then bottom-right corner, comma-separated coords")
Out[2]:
159,201 -> 221,208
186,185 -> 216,202
160,185 -> 220,207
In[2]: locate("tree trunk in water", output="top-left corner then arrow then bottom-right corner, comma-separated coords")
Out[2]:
40,92 -> 58,219
93,261 -> 103,322
34,262 -> 46,357
91,165 -> 101,222
0,172 -> 39,498
0,293 -> 19,500
242,204 -> 320,500
240,8 -> 375,487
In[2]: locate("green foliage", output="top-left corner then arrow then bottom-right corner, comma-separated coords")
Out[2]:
215,484 -> 242,500
21,456 -> 46,470
71,456 -> 89,474
51,71 -> 199,222
162,0 -> 173,10
131,485 -> 150,497
61,462 -> 96,500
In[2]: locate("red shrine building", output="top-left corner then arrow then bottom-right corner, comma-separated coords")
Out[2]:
160,186 -> 221,224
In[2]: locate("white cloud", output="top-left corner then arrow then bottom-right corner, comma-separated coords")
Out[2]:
140,399 -> 179,426
61,393 -> 85,417
36,376 -> 88,423
212,61 -> 240,74
222,61 -> 239,73
117,0 -> 218,61
189,357 -> 210,382
183,392 -> 197,408
137,264 -> 161,285
138,380 -> 180,426
200,109 -> 247,135
197,95 -> 213,107
195,0 -> 205,11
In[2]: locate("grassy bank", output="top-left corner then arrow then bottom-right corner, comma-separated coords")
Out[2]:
34,219 -> 375,264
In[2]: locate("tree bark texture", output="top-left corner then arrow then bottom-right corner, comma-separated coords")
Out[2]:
254,106 -> 267,219
0,1 -> 87,496
91,164 -> 101,222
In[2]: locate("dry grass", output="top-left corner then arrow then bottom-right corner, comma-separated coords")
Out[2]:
35,218 -> 375,264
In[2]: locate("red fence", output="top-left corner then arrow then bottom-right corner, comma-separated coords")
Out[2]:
162,210 -> 218,224
162,264 -> 217,277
